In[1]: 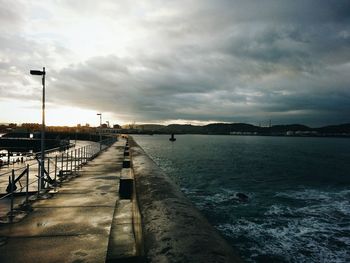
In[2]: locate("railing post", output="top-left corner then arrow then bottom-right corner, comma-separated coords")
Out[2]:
66,151 -> 69,171
25,164 -> 29,205
70,150 -> 73,171
78,148 -> 80,170
37,160 -> 41,196
78,148 -> 82,169
61,152 -> 64,172
82,147 -> 84,164
47,157 -> 50,189
54,155 -> 57,182
86,145 -> 89,161
10,169 -> 15,222
40,155 -> 45,190
74,149 -> 77,175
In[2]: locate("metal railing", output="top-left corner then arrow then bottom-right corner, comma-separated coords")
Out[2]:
0,137 -> 117,222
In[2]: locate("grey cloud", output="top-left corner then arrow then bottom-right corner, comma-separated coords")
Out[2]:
1,1 -> 350,126
0,0 -> 25,32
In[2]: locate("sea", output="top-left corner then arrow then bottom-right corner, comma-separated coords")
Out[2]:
133,134 -> 350,263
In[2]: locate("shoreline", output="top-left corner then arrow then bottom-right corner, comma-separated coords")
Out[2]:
128,132 -> 350,138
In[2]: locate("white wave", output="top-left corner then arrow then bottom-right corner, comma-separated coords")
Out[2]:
217,212 -> 350,263
264,204 -> 293,216
275,188 -> 350,202
218,225 -> 348,262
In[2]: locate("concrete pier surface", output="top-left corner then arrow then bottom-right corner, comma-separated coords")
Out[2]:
1,137 -> 243,263
129,137 -> 243,263
0,141 -> 138,263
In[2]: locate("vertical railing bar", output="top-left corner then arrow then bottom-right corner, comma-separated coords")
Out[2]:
74,149 -> 77,175
54,155 -> 57,191
41,154 -> 45,190
47,157 -> 50,190
37,160 -> 41,196
54,155 -> 57,182
65,151 -> 69,172
61,152 -> 64,172
25,164 -> 29,205
78,148 -> 81,170
10,169 -> 15,222
70,150 -> 73,172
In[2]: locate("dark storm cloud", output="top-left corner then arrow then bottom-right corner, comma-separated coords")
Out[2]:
1,0 -> 350,126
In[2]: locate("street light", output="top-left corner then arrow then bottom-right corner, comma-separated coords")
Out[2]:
30,67 -> 46,192
97,113 -> 102,127
97,113 -> 102,150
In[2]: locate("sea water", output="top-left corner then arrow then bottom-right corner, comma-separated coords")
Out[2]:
133,135 -> 350,263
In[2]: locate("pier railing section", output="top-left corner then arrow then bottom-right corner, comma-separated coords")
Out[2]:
0,137 -> 117,222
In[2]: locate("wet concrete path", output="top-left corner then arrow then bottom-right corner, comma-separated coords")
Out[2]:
0,141 -> 136,263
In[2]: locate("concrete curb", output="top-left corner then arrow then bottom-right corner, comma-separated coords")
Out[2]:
129,137 -> 243,263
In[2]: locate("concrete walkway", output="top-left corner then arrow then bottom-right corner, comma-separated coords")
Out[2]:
0,141 -> 137,263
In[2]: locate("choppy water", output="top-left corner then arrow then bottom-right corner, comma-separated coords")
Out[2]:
133,135 -> 350,263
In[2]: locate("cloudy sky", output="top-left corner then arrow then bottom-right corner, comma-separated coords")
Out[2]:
0,0 -> 349,127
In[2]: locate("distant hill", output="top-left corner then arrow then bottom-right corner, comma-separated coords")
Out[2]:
130,122 -> 350,136
315,123 -> 350,134
2,122 -> 350,137
136,124 -> 165,131
204,123 -> 259,134
162,124 -> 203,134
269,124 -> 311,133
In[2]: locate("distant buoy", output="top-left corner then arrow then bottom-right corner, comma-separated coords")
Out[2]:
169,133 -> 176,142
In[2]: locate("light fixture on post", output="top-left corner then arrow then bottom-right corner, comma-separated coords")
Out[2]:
97,113 -> 102,150
30,67 -> 46,193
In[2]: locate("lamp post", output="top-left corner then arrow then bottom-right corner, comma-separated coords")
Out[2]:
30,67 -> 46,191
97,113 -> 102,150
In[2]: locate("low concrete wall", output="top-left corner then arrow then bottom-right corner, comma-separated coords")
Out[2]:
129,137 -> 242,263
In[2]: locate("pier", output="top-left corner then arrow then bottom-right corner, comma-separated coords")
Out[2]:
0,139 -> 140,262
0,136 -> 242,262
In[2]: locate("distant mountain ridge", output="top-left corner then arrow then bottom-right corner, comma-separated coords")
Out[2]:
2,123 -> 350,137
130,123 -> 350,136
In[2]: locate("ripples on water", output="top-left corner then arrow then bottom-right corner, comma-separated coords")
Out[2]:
133,135 -> 350,263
